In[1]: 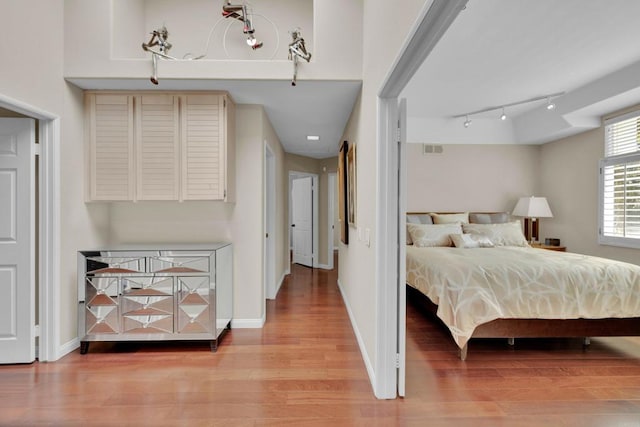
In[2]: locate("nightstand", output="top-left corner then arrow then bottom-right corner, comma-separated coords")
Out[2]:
530,243 -> 566,252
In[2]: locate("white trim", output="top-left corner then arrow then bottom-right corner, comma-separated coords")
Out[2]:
337,279 -> 375,387
231,317 -> 266,328
374,0 -> 467,398
0,94 -> 60,362
317,263 -> 332,270
264,142 -> 277,300
58,338 -> 80,359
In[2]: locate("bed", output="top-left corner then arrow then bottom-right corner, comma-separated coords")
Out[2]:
405,212 -> 640,360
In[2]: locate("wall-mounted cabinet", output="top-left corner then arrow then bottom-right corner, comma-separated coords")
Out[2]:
85,91 -> 235,202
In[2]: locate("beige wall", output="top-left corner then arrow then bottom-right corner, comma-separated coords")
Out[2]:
406,143 -> 541,213
0,0 -> 111,351
339,0 -> 428,382
284,153 -> 338,267
108,105 -> 289,322
540,127 -> 640,265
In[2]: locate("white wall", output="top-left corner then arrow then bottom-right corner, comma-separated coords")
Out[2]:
406,143 -> 540,212
107,104 -> 288,323
0,0 -> 111,351
64,0 -> 361,81
540,126 -> 640,265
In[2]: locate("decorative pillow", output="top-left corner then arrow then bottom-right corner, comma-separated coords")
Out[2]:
469,212 -> 510,224
462,221 -> 528,247
450,233 -> 495,249
430,212 -> 469,224
406,214 -> 433,245
407,223 -> 462,248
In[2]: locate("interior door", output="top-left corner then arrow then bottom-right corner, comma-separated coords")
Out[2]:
0,118 -> 35,364
291,176 -> 313,267
397,98 -> 407,396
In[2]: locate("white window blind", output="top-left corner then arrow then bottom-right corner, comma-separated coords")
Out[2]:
599,111 -> 640,248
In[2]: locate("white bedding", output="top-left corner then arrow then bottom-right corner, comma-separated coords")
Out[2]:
406,246 -> 640,349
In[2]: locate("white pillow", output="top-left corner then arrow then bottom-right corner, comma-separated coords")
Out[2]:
450,233 -> 495,249
431,212 -> 469,224
462,221 -> 528,247
407,223 -> 462,247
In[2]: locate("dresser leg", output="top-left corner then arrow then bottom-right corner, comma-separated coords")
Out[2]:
80,341 -> 90,354
210,340 -> 218,352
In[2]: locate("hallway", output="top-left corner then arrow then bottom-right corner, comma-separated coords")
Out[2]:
1,259 -> 640,425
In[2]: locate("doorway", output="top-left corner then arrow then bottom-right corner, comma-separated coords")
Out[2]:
0,94 -> 60,363
288,172 -> 319,268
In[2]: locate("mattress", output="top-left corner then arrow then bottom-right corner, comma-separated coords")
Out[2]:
406,246 -> 640,348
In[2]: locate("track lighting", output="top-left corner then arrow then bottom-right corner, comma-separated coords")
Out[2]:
288,28 -> 312,86
453,92 -> 565,127
546,97 -> 555,110
223,1 -> 263,50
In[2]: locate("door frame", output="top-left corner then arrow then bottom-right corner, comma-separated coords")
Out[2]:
263,142 -> 277,300
0,93 -> 60,362
288,171 -> 318,269
326,172 -> 336,270
374,0 -> 467,398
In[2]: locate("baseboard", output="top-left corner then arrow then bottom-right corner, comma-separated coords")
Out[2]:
231,317 -> 265,328
57,337 -> 80,360
337,278 -> 376,390
333,246 -> 339,251
274,272 -> 287,296
317,263 -> 332,270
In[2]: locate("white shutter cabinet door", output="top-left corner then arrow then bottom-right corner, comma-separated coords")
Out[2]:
136,95 -> 180,200
181,94 -> 226,201
87,94 -> 134,201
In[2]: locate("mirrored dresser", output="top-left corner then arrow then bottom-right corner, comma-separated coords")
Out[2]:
77,243 -> 232,354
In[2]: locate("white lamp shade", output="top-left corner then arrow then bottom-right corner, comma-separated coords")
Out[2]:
512,196 -> 553,218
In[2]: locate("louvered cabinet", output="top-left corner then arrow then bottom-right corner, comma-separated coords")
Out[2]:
85,91 -> 235,202
77,243 -> 233,353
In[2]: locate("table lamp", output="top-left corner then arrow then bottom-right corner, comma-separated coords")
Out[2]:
512,196 -> 553,243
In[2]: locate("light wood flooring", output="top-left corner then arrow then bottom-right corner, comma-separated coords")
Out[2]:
2,256 -> 640,426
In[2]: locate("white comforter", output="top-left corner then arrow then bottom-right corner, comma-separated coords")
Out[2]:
406,246 -> 640,348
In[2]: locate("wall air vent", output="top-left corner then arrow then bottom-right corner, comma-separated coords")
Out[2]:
422,144 -> 443,155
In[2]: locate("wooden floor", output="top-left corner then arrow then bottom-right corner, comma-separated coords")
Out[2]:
2,257 -> 640,426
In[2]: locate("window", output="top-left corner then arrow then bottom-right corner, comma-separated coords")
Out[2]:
599,110 -> 640,248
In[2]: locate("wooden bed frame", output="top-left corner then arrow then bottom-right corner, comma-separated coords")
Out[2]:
405,211 -> 640,360
407,285 -> 640,360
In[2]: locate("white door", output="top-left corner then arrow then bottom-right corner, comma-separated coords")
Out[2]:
397,99 -> 407,396
0,118 -> 35,364
291,176 -> 313,267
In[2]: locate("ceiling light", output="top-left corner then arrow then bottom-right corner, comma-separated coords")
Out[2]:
246,35 -> 257,46
500,107 -> 507,121
463,116 -> 472,128
307,135 -> 320,141
546,97 -> 555,110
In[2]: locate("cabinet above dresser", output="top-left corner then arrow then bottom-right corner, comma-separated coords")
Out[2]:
85,91 -> 235,202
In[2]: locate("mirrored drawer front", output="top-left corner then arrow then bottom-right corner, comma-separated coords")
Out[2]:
122,276 -> 173,296
85,277 -> 119,306
149,256 -> 209,274
122,294 -> 173,334
86,305 -> 119,334
85,256 -> 145,275
177,276 -> 211,334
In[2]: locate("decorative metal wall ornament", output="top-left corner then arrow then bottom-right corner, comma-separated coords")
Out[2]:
288,28 -> 312,86
222,1 -> 263,50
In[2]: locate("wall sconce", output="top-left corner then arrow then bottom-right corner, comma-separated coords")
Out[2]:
288,28 -> 312,86
512,196 -> 553,243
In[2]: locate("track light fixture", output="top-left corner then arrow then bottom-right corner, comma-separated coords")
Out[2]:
454,92 -> 565,128
288,28 -> 312,86
222,1 -> 263,50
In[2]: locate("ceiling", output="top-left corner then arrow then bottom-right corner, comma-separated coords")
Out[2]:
402,0 -> 640,145
68,78 -> 361,159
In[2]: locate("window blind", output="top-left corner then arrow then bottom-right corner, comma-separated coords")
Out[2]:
600,111 -> 640,246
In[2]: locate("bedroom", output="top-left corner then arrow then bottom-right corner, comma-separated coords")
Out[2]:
398,0 -> 640,376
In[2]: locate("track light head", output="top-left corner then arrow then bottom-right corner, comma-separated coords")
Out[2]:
546,99 -> 555,110
463,115 -> 472,128
500,107 -> 507,121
